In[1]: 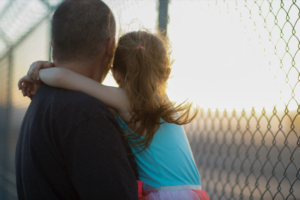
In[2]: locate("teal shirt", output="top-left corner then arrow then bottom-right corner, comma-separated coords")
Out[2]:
115,115 -> 201,189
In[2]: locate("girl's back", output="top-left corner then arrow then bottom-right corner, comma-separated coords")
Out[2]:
116,115 -> 201,190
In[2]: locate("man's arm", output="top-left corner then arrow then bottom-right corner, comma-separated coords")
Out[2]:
61,113 -> 138,200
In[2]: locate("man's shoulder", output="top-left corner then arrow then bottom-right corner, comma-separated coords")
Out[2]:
37,84 -> 110,117
30,84 -> 115,141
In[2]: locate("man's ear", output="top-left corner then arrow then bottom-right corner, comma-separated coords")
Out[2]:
111,67 -> 121,85
106,36 -> 115,58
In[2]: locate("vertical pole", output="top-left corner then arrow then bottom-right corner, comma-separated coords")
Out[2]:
48,15 -> 52,62
158,0 -> 169,37
0,48 -> 12,200
0,61 -> 3,200
6,47 -> 13,199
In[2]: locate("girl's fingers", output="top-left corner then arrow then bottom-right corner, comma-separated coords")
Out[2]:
18,74 -> 39,97
30,90 -> 35,96
45,62 -> 55,68
36,77 -> 42,83
23,88 -> 27,97
21,87 -> 26,96
18,76 -> 28,89
18,79 -> 23,90
21,82 -> 29,97
18,76 -> 34,90
26,88 -> 31,97
19,82 -> 23,90
28,61 -> 53,83
29,89 -> 35,99
22,83 -> 26,90
28,62 -> 40,82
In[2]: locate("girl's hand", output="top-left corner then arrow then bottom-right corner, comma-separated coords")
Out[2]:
27,61 -> 54,83
18,75 -> 41,99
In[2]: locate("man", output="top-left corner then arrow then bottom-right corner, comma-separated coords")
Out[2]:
15,0 -> 139,199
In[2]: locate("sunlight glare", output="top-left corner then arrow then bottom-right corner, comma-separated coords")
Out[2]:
166,1 -> 291,112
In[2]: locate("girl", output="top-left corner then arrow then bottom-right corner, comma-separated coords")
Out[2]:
19,31 -> 209,200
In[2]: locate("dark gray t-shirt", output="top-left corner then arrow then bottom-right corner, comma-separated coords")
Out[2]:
15,84 -> 138,200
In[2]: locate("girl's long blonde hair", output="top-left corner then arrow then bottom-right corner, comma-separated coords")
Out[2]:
113,31 -> 198,152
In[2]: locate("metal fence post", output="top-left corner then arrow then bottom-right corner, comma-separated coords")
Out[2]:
0,47 -> 13,200
48,16 -> 52,62
158,0 -> 169,37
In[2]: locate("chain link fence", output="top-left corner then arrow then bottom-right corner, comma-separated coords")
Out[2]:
183,1 -> 300,200
0,0 -> 299,200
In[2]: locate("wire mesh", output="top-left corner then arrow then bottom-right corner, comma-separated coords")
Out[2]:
183,1 -> 300,200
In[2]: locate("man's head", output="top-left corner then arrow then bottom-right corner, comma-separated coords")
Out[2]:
51,0 -> 116,81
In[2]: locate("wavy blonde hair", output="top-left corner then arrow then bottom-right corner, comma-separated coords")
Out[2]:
113,31 -> 198,152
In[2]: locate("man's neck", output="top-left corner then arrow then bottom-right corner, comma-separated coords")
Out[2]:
53,60 -> 105,83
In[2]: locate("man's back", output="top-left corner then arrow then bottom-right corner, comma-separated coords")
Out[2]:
16,84 -> 138,200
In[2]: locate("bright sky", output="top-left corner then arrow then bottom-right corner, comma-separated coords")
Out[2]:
7,0 -> 298,113
102,0 -> 299,113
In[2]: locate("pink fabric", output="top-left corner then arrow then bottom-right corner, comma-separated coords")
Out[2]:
137,180 -> 143,195
191,190 -> 210,200
138,180 -> 146,200
145,189 -> 210,200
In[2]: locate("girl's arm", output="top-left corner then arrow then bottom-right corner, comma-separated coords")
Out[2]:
39,67 -> 129,113
18,75 -> 41,99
